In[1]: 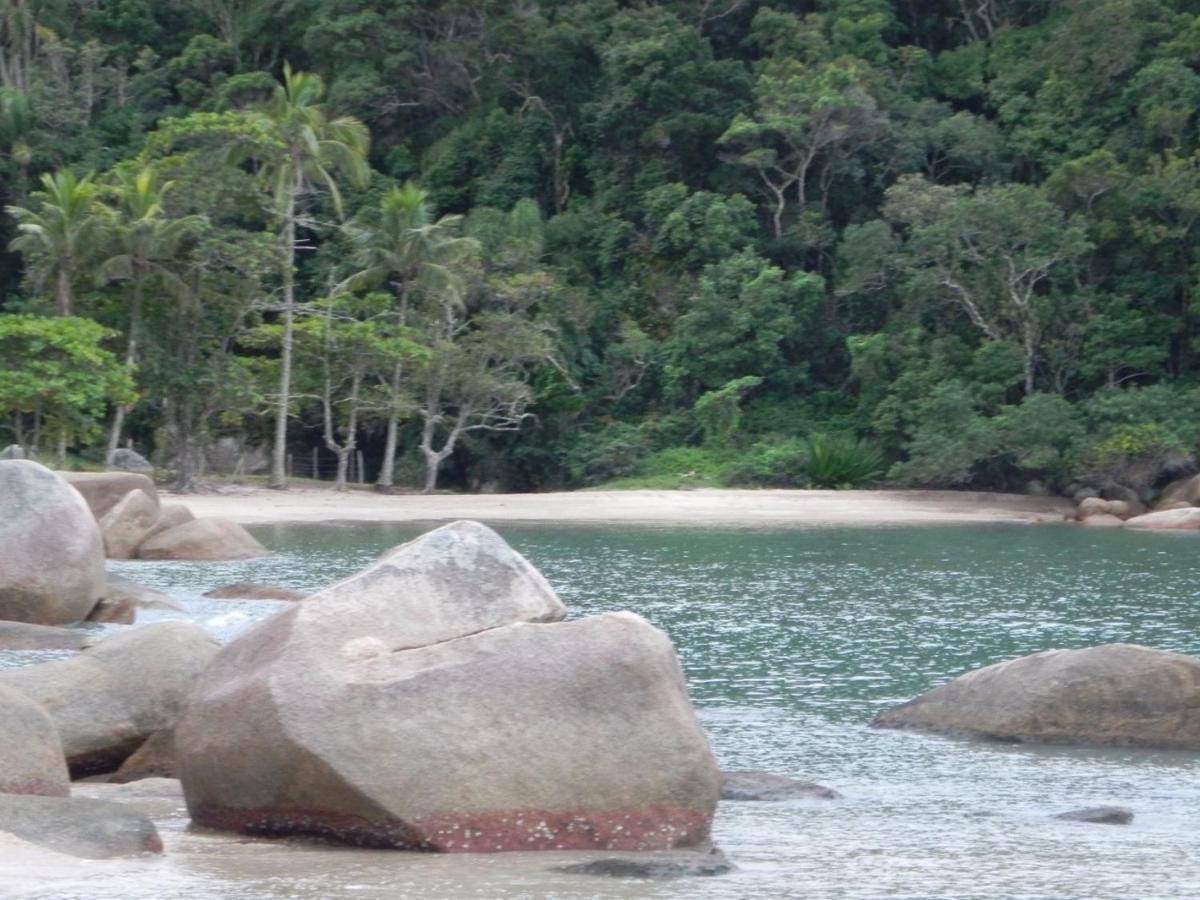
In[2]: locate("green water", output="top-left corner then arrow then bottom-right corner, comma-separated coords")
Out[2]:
68,523 -> 1200,897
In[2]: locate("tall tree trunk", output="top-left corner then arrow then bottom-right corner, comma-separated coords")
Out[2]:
269,178 -> 298,490
375,361 -> 403,493
107,278 -> 143,457
55,267 -> 72,317
56,432 -> 66,467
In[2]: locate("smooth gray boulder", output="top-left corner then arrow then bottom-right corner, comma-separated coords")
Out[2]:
1055,806 -> 1133,825
137,517 -> 269,561
0,461 -> 105,625
0,622 -> 220,776
98,489 -> 161,559
720,771 -> 842,802
85,597 -> 135,624
106,448 -> 154,475
0,444 -> 24,459
177,521 -> 719,852
59,471 -> 157,521
0,684 -> 70,797
0,794 -> 162,858
872,643 -> 1200,750
104,574 -> 184,612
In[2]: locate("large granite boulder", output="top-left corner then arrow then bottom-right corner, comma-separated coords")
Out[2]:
0,794 -> 162,858
1157,473 -> 1200,507
140,502 -> 195,544
0,461 -> 105,625
0,444 -> 24,459
177,520 -> 719,852
0,684 -> 70,797
0,622 -> 87,651
1124,508 -> 1200,531
105,448 -> 154,475
0,623 -> 220,776
98,489 -> 161,560
137,517 -> 269,561
873,643 -> 1200,750
59,471 -> 157,521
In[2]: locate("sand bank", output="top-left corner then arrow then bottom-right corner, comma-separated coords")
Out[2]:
168,486 -> 1074,528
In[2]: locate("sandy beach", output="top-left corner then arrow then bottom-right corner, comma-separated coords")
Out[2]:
168,486 -> 1075,528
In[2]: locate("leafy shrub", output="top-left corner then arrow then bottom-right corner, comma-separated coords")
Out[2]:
1081,422 -> 1192,491
563,423 -> 653,486
723,439 -> 809,487
803,432 -> 885,489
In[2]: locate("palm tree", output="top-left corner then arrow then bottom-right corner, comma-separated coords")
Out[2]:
339,183 -> 476,492
6,170 -> 103,316
96,166 -> 205,454
240,63 -> 370,490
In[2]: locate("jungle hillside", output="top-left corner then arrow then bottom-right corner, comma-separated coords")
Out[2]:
1,0 -> 1197,497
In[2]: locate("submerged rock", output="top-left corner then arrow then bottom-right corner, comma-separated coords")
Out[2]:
177,520 -> 719,852
0,794 -> 162,858
103,574 -> 184,612
0,622 -> 219,776
1055,806 -> 1133,825
720,770 -> 843,801
0,622 -> 87,652
0,684 -> 70,797
0,461 -> 106,625
872,643 -> 1200,750
137,517 -> 269,561
556,847 -> 735,879
202,582 -> 307,601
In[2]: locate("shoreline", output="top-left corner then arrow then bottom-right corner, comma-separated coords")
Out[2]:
165,486 -> 1075,528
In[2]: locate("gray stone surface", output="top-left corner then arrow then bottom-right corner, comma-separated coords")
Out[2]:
556,847 -> 734,879
0,622 -> 87,651
137,517 -> 269,561
139,502 -> 195,544
0,444 -> 24,459
177,521 -> 719,852
1124,507 -> 1200,530
873,643 -> 1200,750
0,623 -> 219,776
0,461 -> 105,625
0,793 -> 162,858
0,684 -> 70,797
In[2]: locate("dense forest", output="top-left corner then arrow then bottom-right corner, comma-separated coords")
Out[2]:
1,0 -> 1198,496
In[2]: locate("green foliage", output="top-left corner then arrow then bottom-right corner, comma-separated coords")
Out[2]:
802,433 -> 885,489
694,376 -> 762,447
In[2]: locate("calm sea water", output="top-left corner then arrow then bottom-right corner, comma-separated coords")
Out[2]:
8,522 -> 1200,899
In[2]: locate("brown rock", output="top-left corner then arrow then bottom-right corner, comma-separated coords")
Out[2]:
59,472 -> 157,521
1055,806 -> 1133,825
872,643 -> 1200,750
1124,508 -> 1200,531
98,489 -> 161,560
1157,473 -> 1200,507
0,623 -> 220,777
176,520 -> 719,852
85,597 -> 135,625
137,518 -> 269,561
202,582 -> 307,601
0,461 -> 105,625
1076,497 -> 1112,520
0,684 -> 70,797
109,731 -> 176,784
